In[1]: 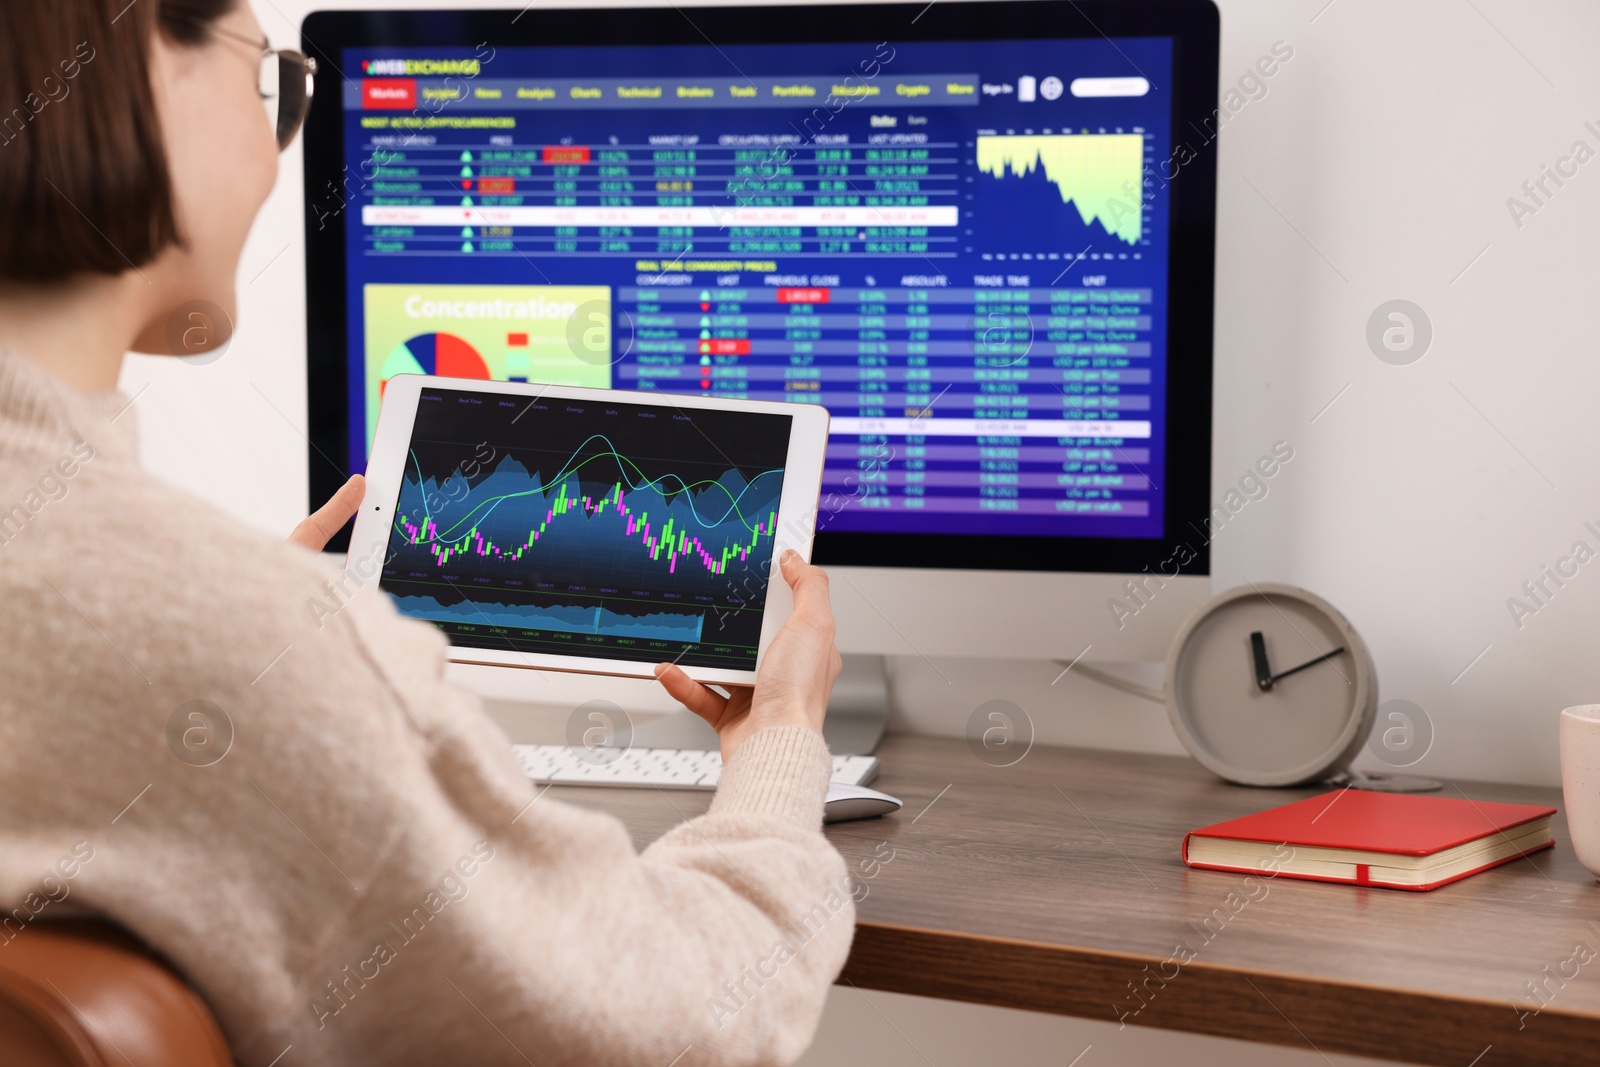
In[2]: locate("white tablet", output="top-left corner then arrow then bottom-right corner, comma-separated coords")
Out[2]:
347,375 -> 830,686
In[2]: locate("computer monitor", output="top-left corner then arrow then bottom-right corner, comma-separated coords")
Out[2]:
301,0 -> 1220,672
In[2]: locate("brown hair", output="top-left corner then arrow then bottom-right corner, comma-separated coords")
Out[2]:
0,0 -> 237,283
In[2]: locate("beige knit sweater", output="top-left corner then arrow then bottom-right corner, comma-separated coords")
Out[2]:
0,351 -> 854,1066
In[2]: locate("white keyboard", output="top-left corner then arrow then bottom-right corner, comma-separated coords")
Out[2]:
513,744 -> 879,791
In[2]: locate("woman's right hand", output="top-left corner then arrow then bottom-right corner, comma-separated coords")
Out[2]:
654,550 -> 841,762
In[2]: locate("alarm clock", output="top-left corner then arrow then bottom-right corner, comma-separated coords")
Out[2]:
1166,583 -> 1378,787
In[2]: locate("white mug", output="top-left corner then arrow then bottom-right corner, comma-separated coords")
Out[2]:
1559,705 -> 1600,879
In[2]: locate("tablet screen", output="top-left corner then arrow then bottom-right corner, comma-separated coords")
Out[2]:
378,386 -> 792,670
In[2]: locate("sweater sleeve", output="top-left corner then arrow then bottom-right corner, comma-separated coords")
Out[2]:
270,574 -> 856,1067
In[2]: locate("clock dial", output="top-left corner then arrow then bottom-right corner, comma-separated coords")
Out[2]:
1167,584 -> 1376,787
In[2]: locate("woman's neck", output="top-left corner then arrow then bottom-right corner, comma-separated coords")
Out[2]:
0,274 -> 148,393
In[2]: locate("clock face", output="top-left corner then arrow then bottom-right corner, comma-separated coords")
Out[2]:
1167,584 -> 1376,787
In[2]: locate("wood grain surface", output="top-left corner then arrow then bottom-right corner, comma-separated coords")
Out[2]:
540,731 -> 1600,1066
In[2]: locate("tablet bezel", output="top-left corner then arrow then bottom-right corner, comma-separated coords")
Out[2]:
347,374 -> 830,686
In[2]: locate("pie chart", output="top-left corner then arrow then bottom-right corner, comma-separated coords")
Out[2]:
379,332 -> 491,397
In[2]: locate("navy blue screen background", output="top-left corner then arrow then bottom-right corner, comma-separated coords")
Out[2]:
339,36 -> 1174,541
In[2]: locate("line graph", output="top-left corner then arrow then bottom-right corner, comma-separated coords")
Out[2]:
401,432 -> 779,551
392,451 -> 780,585
976,134 -> 1145,244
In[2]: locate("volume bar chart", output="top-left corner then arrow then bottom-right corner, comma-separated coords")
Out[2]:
392,595 -> 707,642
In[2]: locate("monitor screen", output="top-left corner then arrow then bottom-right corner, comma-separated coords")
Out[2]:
304,3 -> 1218,574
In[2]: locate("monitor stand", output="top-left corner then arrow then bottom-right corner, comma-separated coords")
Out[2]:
629,653 -> 889,756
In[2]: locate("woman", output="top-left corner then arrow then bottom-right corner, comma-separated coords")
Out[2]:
0,2 -> 851,1064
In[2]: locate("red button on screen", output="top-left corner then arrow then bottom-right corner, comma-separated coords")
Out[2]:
542,146 -> 591,164
777,287 -> 830,304
697,340 -> 750,356
362,79 -> 416,109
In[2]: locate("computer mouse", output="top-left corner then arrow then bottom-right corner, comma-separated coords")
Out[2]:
823,783 -> 903,823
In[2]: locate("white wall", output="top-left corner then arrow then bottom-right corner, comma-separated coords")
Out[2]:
119,1 -> 1595,1061
1196,0 -> 1600,791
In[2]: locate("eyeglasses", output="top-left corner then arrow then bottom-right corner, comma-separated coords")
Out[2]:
205,24 -> 319,151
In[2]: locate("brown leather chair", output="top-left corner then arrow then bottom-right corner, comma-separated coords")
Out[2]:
0,922 -> 231,1066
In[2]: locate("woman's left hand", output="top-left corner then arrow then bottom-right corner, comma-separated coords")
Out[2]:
654,550 -> 841,762
288,474 -> 366,551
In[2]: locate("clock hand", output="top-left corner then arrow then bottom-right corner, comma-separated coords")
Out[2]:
1249,631 -> 1273,691
1269,646 -> 1347,685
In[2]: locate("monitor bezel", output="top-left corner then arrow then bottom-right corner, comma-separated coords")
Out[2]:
302,0 -> 1220,575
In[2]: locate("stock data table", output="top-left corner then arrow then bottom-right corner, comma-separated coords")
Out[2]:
618,284 -> 1155,518
361,138 -> 963,256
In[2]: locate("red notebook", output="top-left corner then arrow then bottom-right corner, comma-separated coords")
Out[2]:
1182,788 -> 1556,891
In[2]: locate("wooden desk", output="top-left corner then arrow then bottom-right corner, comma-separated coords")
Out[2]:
548,734 -> 1599,1067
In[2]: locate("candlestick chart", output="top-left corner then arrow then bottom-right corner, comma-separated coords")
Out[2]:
378,387 -> 793,668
